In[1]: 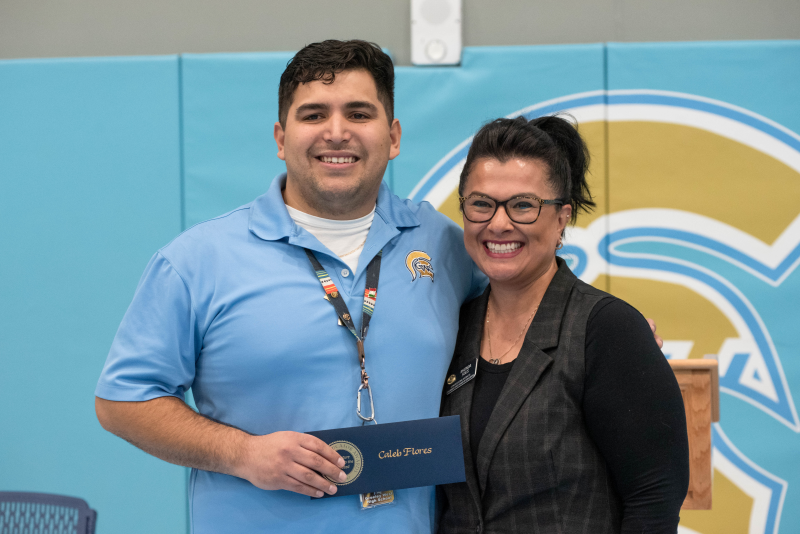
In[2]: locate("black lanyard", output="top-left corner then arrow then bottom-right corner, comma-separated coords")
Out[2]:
305,249 -> 382,423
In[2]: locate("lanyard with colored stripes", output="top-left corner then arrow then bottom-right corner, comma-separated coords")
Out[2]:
305,249 -> 382,424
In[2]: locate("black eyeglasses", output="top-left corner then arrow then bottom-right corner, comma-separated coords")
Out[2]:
459,194 -> 565,224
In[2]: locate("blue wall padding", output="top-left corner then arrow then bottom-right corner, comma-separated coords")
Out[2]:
393,45 -> 605,197
607,40 -> 800,134
181,52 -> 294,228
0,56 -> 186,534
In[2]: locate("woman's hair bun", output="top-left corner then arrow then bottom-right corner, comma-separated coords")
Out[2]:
530,114 -> 594,219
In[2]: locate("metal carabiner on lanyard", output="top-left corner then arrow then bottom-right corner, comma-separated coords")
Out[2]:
355,339 -> 376,424
357,382 -> 377,424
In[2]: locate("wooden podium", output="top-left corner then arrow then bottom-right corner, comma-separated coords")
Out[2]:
669,359 -> 719,510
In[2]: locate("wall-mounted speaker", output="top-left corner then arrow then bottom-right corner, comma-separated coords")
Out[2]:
411,0 -> 462,66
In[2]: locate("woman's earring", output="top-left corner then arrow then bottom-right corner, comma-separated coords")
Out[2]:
556,237 -> 564,250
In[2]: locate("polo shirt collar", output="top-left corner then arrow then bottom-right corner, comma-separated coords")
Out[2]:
248,173 -> 420,244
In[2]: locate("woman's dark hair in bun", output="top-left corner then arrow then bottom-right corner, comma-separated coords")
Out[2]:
458,114 -> 595,223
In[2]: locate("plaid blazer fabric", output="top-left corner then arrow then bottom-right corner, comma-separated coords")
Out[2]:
438,259 -> 622,534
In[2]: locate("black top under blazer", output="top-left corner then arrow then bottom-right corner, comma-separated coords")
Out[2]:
438,258 -> 682,534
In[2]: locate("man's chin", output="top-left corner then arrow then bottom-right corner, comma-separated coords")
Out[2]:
317,184 -> 361,201
307,185 -> 376,218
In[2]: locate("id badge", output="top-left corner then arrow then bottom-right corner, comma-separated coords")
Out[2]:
445,358 -> 478,395
360,490 -> 395,510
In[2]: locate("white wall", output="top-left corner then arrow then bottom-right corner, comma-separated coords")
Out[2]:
2,0 -> 799,65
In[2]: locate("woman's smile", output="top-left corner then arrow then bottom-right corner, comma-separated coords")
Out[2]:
483,240 -> 524,257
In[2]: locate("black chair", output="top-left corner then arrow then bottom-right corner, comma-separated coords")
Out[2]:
0,492 -> 97,534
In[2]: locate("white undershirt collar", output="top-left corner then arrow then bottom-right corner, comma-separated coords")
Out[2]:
286,205 -> 375,273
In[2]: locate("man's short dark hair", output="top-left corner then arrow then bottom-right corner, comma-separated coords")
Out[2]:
278,40 -> 395,127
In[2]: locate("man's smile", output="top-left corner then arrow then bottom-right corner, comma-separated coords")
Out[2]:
314,151 -> 361,169
318,156 -> 359,164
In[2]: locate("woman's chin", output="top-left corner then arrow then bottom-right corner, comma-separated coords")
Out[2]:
480,265 -> 527,286
478,255 -> 558,288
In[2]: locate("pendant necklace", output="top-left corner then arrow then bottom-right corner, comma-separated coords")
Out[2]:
485,301 -> 539,365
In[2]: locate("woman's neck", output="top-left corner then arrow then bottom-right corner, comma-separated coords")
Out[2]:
488,258 -> 559,319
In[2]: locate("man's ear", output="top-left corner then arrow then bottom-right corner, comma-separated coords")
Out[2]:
274,122 -> 286,161
388,118 -> 402,161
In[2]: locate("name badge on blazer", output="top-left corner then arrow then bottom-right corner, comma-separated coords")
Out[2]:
445,358 -> 478,395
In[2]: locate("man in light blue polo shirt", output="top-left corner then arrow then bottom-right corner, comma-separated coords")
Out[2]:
95,40 -> 484,533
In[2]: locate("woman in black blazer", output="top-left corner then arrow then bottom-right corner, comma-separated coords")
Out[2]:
438,116 -> 690,534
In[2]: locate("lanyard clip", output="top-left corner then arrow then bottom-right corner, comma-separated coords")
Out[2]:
356,339 -> 366,365
357,382 -> 377,424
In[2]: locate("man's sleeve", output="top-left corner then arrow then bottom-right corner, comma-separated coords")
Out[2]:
95,252 -> 200,402
466,260 -> 489,301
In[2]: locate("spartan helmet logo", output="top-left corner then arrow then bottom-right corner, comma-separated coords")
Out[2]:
406,250 -> 434,282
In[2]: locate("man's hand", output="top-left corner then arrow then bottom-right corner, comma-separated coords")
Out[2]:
95,396 -> 346,498
647,318 -> 663,349
237,431 -> 347,498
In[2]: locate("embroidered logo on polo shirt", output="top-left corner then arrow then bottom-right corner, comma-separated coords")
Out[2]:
405,250 -> 434,282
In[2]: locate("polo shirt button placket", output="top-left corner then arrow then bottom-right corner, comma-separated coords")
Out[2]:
341,268 -> 350,277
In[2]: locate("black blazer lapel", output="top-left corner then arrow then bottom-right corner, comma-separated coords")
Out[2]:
475,259 -> 578,492
445,289 -> 488,513
474,342 -> 553,493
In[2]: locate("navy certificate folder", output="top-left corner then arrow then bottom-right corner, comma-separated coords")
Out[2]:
307,415 -> 465,498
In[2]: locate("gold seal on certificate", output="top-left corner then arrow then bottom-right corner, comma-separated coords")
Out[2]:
326,441 -> 364,485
